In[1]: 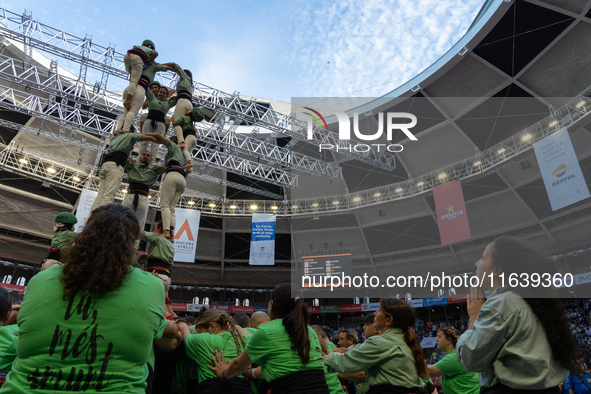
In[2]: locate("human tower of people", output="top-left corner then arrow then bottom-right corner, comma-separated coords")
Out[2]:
0,40 -> 584,394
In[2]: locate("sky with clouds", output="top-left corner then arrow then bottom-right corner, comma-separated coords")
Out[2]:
2,0 -> 485,103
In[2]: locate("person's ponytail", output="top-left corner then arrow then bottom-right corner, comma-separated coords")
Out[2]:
283,297 -> 311,363
403,329 -> 429,380
271,284 -> 311,364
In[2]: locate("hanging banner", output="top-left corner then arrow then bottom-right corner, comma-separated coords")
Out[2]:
211,305 -> 230,311
74,189 -> 98,232
339,304 -> 362,313
254,306 -> 269,313
433,180 -> 471,245
361,302 -> 380,312
420,337 -> 438,349
320,305 -> 339,314
249,214 -> 276,266
173,208 -> 201,263
533,128 -> 590,211
407,299 -> 424,308
423,297 -> 448,307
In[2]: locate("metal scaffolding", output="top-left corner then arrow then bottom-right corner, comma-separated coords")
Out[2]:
0,7 -> 396,170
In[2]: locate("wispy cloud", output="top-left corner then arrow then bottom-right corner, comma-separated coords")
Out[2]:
289,0 -> 484,99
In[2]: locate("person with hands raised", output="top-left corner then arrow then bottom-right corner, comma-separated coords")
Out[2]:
456,237 -> 579,393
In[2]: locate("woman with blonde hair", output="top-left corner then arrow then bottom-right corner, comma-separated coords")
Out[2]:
428,327 -> 479,394
179,308 -> 254,393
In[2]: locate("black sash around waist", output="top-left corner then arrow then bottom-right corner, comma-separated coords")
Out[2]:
147,258 -> 172,277
166,166 -> 187,178
138,74 -> 150,90
104,151 -> 127,168
183,128 -> 196,139
480,384 -> 560,394
147,109 -> 166,124
367,384 -> 427,394
46,248 -> 61,261
194,376 -> 252,394
269,369 -> 329,394
177,90 -> 192,101
128,182 -> 150,195
127,48 -> 148,63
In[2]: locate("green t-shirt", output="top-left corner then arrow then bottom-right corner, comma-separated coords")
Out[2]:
145,89 -> 177,115
50,230 -> 77,250
435,349 -> 480,394
185,331 -> 251,383
164,140 -> 187,167
244,327 -> 257,334
142,232 -> 175,266
245,319 -> 325,382
175,116 -> 194,132
107,133 -> 142,157
174,65 -> 193,94
327,341 -> 337,351
141,64 -> 167,82
0,325 -> 18,373
125,161 -> 165,188
1,266 -> 167,393
132,45 -> 155,61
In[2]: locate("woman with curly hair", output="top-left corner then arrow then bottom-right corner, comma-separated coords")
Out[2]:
178,308 -> 254,393
456,237 -> 579,393
0,204 -> 181,394
428,327 -> 479,394
323,298 -> 429,393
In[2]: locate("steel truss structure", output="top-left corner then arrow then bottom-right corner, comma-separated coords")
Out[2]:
1,8 -> 591,217
0,7 -> 396,170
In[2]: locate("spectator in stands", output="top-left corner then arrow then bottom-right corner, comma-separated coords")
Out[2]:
250,311 -> 270,329
0,204 -> 181,394
207,283 -> 331,393
233,312 -> 251,329
563,358 -> 591,394
457,237 -> 579,393
428,327 -> 479,394
323,298 -> 428,392
179,309 -> 254,393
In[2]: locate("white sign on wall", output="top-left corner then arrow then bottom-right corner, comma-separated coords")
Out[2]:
173,208 -> 201,263
74,189 -> 98,232
533,128 -> 590,211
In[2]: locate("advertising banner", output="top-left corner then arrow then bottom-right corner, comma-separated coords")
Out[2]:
0,283 -> 25,294
254,306 -> 269,313
211,305 -> 230,311
171,303 -> 187,311
423,297 -> 448,307
448,294 -> 469,304
250,214 -> 276,265
186,304 -> 208,312
407,299 -> 424,308
231,306 -> 254,313
339,304 -> 362,313
433,180 -> 472,245
361,302 -> 380,312
320,305 -> 339,314
173,208 -> 201,263
74,189 -> 98,232
307,306 -> 319,314
533,128 -> 590,211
